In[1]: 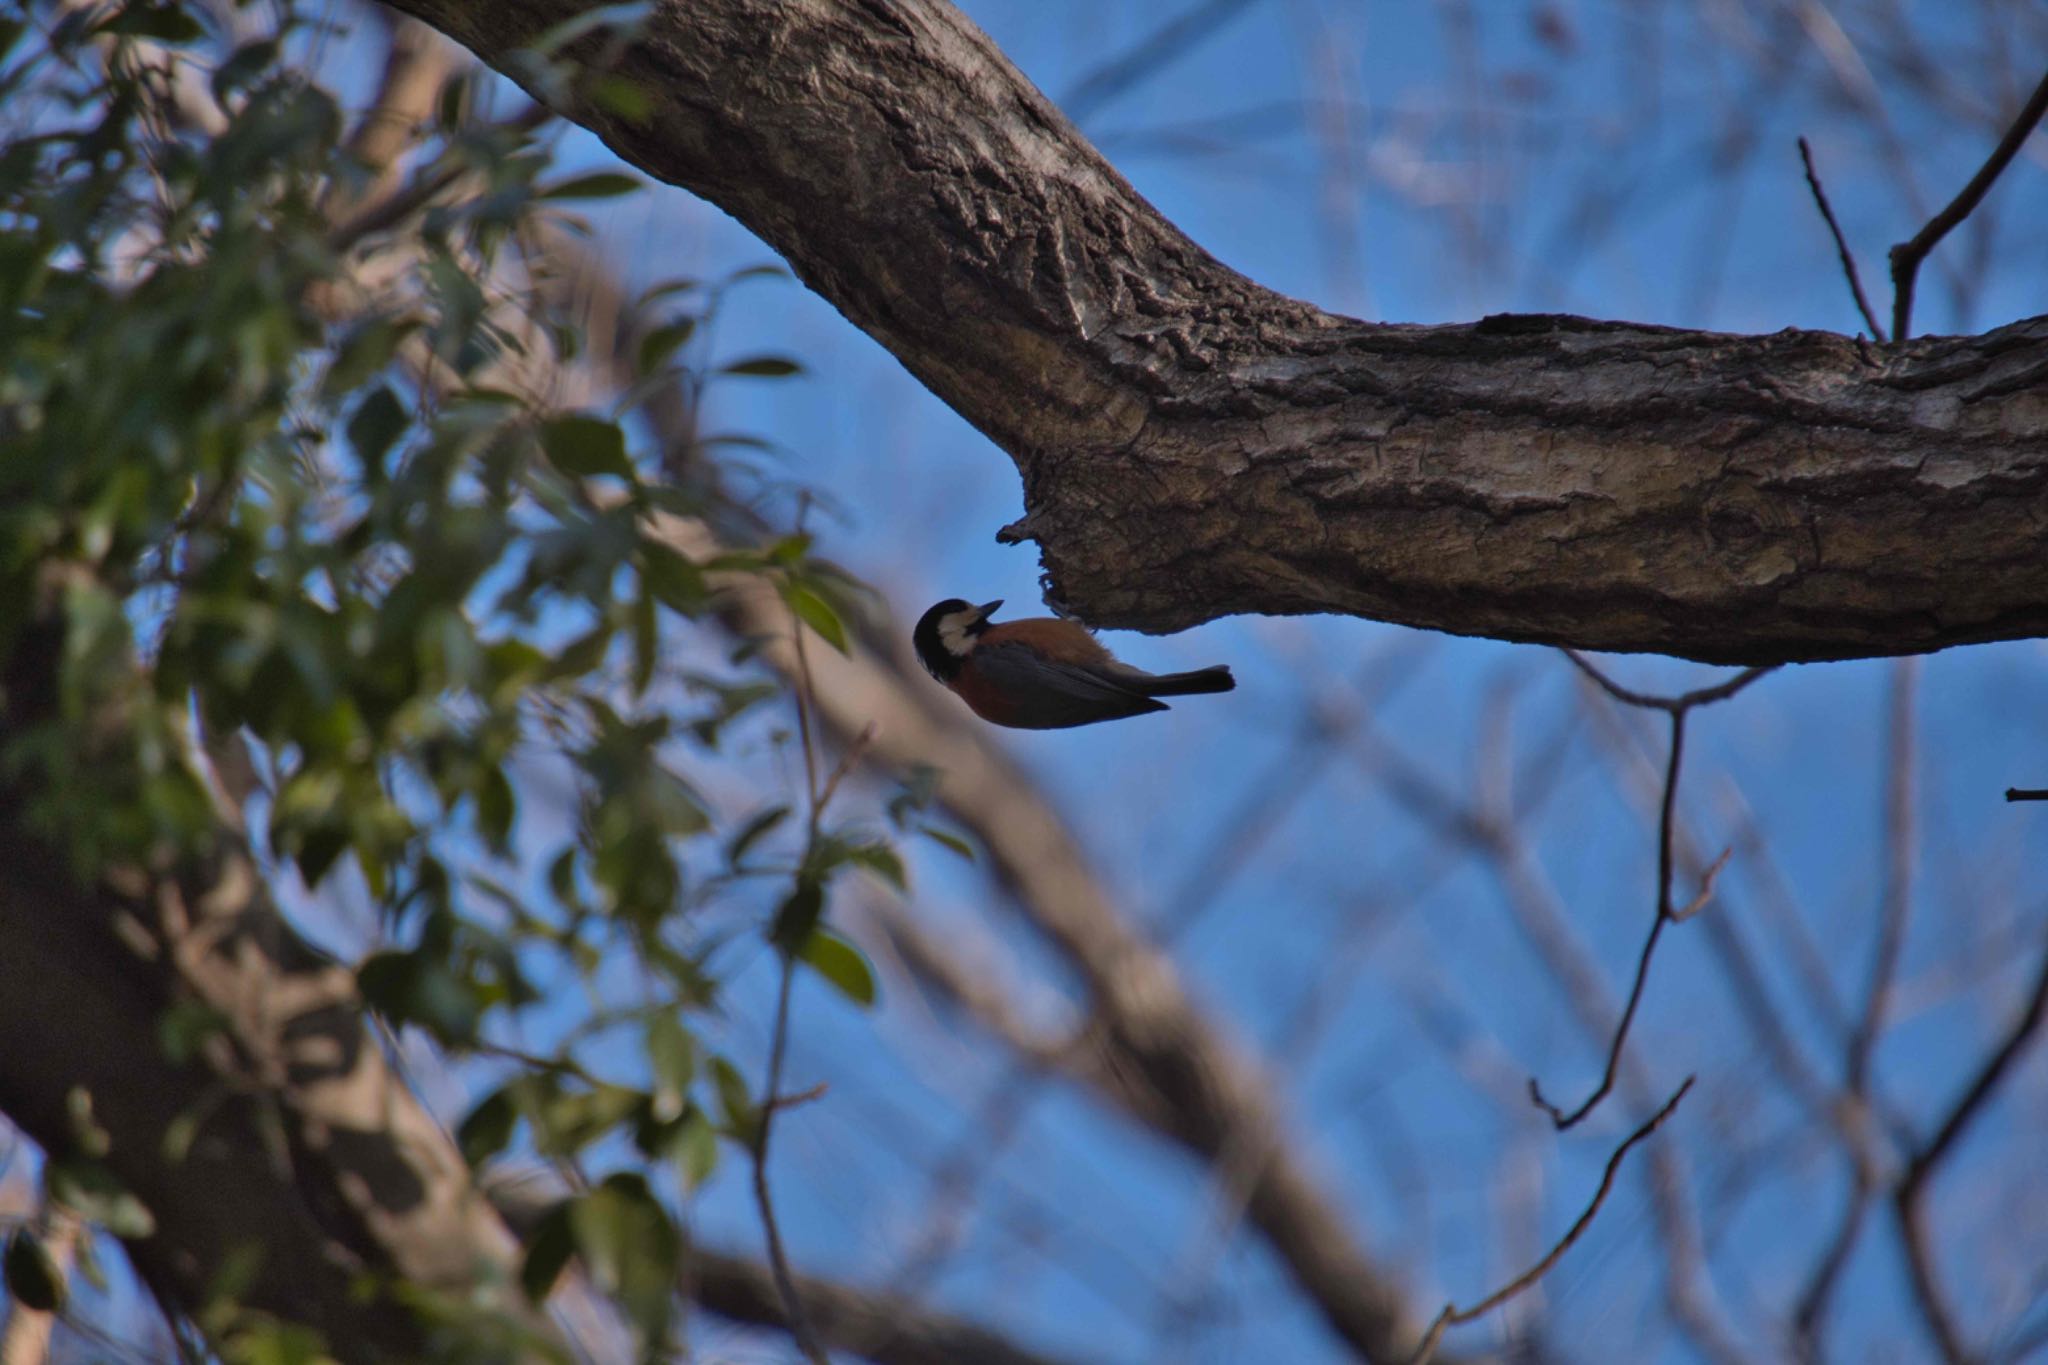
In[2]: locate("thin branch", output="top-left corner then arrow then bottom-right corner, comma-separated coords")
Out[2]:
1883,922 -> 2048,1365
2006,788 -> 2048,803
1531,653 -> 1775,1128
1889,67 -> 2048,341
1899,930 -> 2048,1197
1061,0 -> 1261,123
744,566 -> 837,1365
751,953 -> 826,1365
1560,651 -> 1779,714
1530,709 -> 1687,1128
1848,658 -> 1917,1096
1408,1077 -> 1696,1365
1796,136 -> 1887,340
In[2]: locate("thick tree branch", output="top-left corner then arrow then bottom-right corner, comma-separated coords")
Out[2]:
379,0 -> 2048,664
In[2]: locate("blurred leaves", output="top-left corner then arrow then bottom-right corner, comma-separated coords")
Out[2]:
3,1229 -> 65,1313
0,7 -> 900,1358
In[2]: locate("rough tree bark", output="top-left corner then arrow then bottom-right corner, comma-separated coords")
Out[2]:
378,0 -> 2048,665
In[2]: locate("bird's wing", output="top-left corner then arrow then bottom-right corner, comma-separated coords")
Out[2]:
966,641 -> 1168,728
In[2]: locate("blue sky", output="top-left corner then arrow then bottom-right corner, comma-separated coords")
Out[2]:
556,3 -> 2048,1362
10,3 -> 2044,1362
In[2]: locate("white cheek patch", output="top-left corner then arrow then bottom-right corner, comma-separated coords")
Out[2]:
937,611 -> 979,654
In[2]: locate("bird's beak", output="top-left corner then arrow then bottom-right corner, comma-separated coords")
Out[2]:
975,599 -> 1003,620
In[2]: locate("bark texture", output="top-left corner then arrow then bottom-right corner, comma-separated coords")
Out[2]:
0,628 -> 533,1359
380,0 -> 2048,664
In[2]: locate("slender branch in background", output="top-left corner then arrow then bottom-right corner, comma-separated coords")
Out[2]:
1531,654 -> 1774,1128
751,955 -> 826,1365
1889,67 -> 2048,340
743,579 -> 836,1365
1350,683 -> 1752,1365
1797,136 -> 1887,340
1849,659 -> 1918,1096
2006,788 -> 2048,803
1796,658 -> 1919,1357
689,1246 -> 1085,1365
1061,0 -> 1261,123
1408,1077 -> 1696,1365
1890,931 -> 2048,1365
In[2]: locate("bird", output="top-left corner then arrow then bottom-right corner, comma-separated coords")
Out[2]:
912,598 -> 1234,730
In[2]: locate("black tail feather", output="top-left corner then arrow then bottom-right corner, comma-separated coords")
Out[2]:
1139,665 -> 1235,697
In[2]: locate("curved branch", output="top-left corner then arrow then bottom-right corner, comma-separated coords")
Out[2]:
379,0 -> 2048,664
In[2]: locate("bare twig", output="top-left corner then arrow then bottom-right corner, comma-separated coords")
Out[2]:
1889,67 -> 2048,340
1848,658 -> 1917,1096
1532,654 -> 1775,1128
1529,709 -> 1689,1128
1796,136 -> 1887,340
751,953 -> 825,1364
1889,930 -> 2048,1365
1408,1077 -> 1696,1365
1673,847 -> 1732,922
1559,651 -> 1779,714
1062,0 -> 1260,123
2006,788 -> 2048,803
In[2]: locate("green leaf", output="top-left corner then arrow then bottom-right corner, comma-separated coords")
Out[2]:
539,414 -> 633,480
635,317 -> 695,373
919,825 -> 977,861
46,1160 -> 154,1239
157,999 -> 229,1064
322,317 -> 413,399
797,926 -> 877,1007
629,585 -> 658,697
211,38 -> 281,102
520,1202 -> 575,1302
640,541 -> 706,615
568,1173 -> 680,1342
726,804 -> 790,866
710,1055 -> 757,1146
95,1 -> 206,43
718,355 -> 802,378
346,386 -> 409,477
769,876 -> 824,952
778,579 -> 849,655
538,171 -> 643,201
458,1086 -> 519,1166
846,842 -> 907,891
645,1013 -> 694,1121
476,765 -> 516,851
675,1109 -> 718,1189
589,75 -> 654,123
4,1231 -> 64,1313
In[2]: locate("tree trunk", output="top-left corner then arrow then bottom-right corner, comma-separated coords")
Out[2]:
0,617 -> 534,1361
380,0 -> 2048,664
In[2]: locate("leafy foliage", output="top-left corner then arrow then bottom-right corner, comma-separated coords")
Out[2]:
0,1 -> 891,1354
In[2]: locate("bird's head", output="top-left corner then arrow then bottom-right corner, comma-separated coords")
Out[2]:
912,598 -> 1002,680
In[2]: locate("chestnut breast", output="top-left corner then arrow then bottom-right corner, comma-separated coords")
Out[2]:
977,617 -> 1115,667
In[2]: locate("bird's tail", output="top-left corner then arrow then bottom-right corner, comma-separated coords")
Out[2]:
1138,665 -> 1236,697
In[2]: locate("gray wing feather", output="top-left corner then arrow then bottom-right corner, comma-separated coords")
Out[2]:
971,642 -> 1169,728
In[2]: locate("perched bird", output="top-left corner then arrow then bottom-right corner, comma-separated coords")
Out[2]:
912,598 -> 1235,730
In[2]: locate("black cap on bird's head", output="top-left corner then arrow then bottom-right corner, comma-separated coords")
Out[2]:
913,598 -> 1002,681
